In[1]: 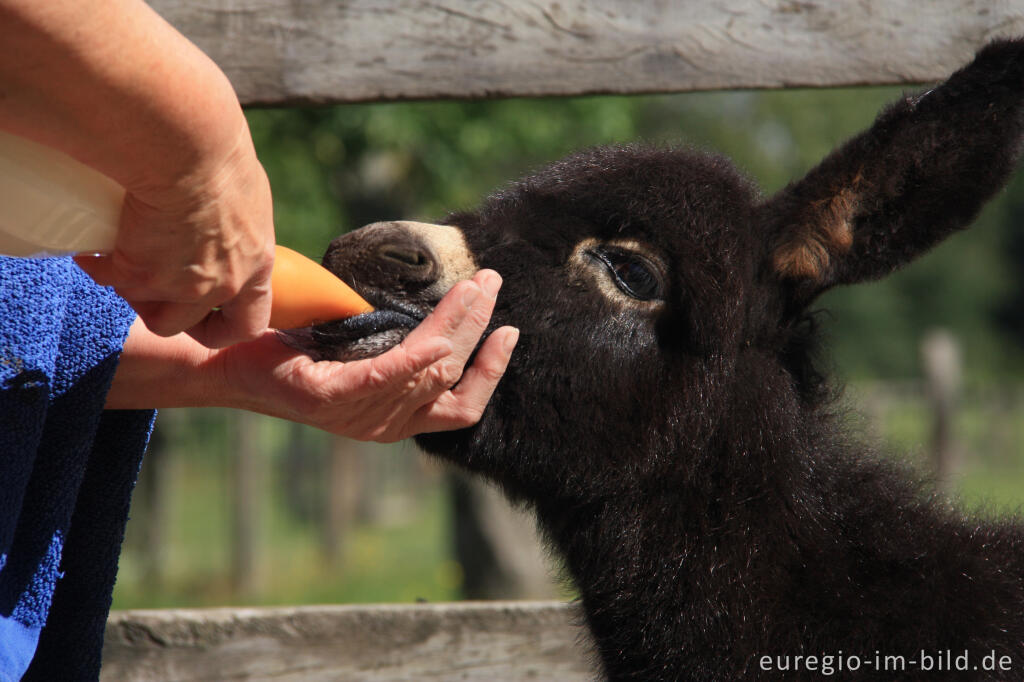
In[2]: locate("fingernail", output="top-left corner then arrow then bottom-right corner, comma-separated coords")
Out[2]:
482,271 -> 502,299
504,327 -> 520,354
462,284 -> 481,308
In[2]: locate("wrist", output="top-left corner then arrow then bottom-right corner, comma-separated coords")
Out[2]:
121,117 -> 257,215
81,51 -> 252,202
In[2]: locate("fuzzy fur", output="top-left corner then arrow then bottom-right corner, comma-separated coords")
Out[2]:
310,40 -> 1024,680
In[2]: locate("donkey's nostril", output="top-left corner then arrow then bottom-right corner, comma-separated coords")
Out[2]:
379,245 -> 431,269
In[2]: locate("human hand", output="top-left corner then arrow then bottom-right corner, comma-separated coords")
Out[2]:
74,127 -> 275,349
109,269 -> 518,441
215,270 -> 517,441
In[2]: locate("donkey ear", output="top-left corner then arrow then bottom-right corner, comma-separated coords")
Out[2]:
763,39 -> 1024,299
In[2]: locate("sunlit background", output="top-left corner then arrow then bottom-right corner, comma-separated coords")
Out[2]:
111,87 -> 1024,610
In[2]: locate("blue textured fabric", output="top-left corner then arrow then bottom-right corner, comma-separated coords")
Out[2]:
0,257 -> 155,681
0,618 -> 38,682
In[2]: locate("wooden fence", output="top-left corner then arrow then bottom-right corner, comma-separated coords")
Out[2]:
147,0 -> 1024,106
101,602 -> 595,681
104,0 -> 1024,678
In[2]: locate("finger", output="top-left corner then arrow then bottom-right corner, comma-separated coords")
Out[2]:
311,274 -> 499,439
130,300 -> 214,338
405,325 -> 519,435
185,278 -> 273,348
405,270 -> 500,401
348,277 -> 481,387
400,277 -> 484,350
445,270 -> 502,363
391,273 -> 499,406
451,325 -> 518,405
337,333 -> 456,401
328,278 -> 485,403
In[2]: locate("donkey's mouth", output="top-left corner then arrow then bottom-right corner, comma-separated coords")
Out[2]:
282,218 -> 476,362
277,296 -> 430,362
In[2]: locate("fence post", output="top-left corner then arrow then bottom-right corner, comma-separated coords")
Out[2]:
921,328 -> 962,496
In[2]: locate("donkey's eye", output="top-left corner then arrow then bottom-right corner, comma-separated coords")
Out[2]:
589,247 -> 664,301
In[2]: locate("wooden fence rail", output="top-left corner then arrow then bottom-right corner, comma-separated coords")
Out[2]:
148,0 -> 1024,107
101,601 -> 595,681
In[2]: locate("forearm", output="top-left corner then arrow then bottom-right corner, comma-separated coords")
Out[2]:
106,317 -> 222,409
0,0 -> 247,193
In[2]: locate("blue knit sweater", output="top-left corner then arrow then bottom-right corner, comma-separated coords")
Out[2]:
0,257 -> 154,681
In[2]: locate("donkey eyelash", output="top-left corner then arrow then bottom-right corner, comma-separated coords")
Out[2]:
586,247 -> 665,301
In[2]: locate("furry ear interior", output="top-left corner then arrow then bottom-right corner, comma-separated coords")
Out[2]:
763,39 -> 1024,300
771,178 -> 860,280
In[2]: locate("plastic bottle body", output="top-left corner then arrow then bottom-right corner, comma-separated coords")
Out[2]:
0,128 -> 122,257
0,129 -> 374,325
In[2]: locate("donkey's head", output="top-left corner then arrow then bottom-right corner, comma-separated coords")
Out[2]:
294,40 -> 1024,504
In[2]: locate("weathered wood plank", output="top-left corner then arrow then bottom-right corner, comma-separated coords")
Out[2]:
101,601 -> 596,681
146,0 -> 1024,106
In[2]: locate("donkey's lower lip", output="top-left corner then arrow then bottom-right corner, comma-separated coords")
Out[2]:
309,309 -> 422,345
275,307 -> 427,362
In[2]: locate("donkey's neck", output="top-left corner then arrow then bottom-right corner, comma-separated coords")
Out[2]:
534,439 -> 803,680
533,419 -> 1024,681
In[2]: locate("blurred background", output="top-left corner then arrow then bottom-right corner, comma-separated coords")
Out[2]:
111,86 -> 1024,611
